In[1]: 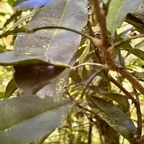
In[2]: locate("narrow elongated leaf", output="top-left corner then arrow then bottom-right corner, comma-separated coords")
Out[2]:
88,96 -> 136,143
3,11 -> 22,27
89,86 -> 129,112
106,0 -> 141,35
5,78 -> 17,98
0,92 -> 5,99
0,52 -> 51,66
126,14 -> 144,33
122,47 -> 144,60
12,10 -> 37,29
100,93 -> 129,112
135,40 -> 144,49
0,96 -> 73,144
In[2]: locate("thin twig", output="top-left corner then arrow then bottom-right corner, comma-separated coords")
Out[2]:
67,92 -> 97,115
27,26 -> 103,48
80,67 -> 105,98
132,87 -> 142,140
26,26 -> 94,41
38,133 -> 50,144
117,68 -> 144,94
71,62 -> 104,70
0,26 -> 98,44
87,21 -> 95,37
88,114 -> 93,144
108,76 -> 137,104
87,21 -> 103,64
91,0 -> 109,47
0,25 -> 104,55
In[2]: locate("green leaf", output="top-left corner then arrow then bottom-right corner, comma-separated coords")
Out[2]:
0,52 -> 46,65
70,66 -> 82,83
106,0 -> 141,35
14,66 -> 65,96
77,42 -> 91,79
122,47 -> 144,60
100,93 -> 129,113
14,54 -> 76,99
13,0 -> 87,99
14,0 -> 87,64
88,86 -> 129,112
135,2 -> 144,21
5,78 -> 17,98
0,52 -> 70,67
3,11 -> 22,28
0,96 -> 73,144
12,10 -> 36,29
88,96 -> 136,143
135,40 -> 144,49
0,92 -> 5,99
126,14 -> 144,33
0,1 -> 87,143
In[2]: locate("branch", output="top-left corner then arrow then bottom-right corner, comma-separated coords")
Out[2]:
80,67 -> 105,98
108,76 -> 137,103
0,26 -> 98,45
71,62 -> 104,70
0,25 -> 105,54
91,0 -> 109,47
90,1 -> 144,95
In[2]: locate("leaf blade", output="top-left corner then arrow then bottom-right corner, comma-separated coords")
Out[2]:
14,0 -> 88,64
106,0 -> 141,35
0,96 -> 73,144
88,96 -> 136,143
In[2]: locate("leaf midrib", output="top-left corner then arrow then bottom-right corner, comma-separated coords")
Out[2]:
44,0 -> 68,57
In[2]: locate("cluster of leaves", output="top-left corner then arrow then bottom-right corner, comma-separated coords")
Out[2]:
1,0 -> 144,144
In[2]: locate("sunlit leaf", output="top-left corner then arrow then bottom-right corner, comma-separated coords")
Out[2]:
135,40 -> 144,49
122,47 -> 144,60
106,0 -> 141,35
77,41 -> 91,79
0,92 -> 5,99
4,11 -> 22,28
12,10 -> 37,29
5,78 -> 17,98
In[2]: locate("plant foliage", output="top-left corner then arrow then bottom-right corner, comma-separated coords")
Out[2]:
0,0 -> 144,144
